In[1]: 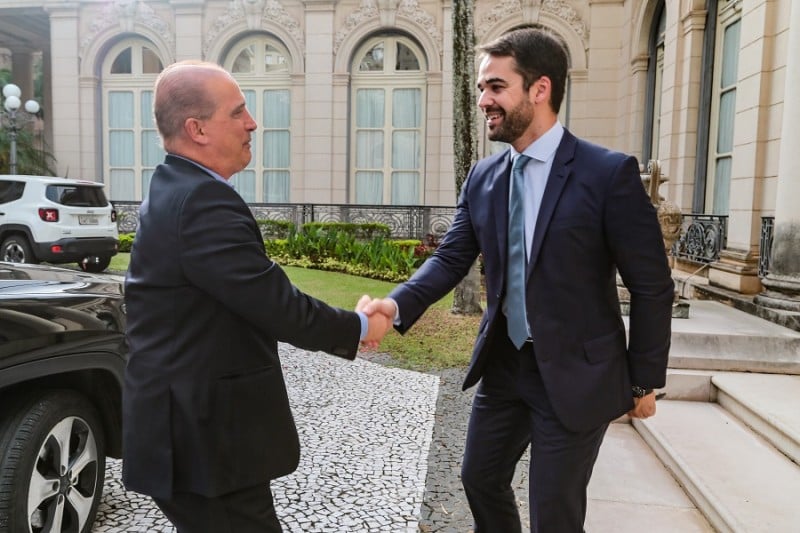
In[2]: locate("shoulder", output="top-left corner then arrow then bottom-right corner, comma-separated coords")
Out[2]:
474,149 -> 510,172
571,133 -> 634,164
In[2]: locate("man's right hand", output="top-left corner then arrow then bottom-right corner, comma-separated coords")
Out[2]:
361,297 -> 398,323
356,295 -> 395,348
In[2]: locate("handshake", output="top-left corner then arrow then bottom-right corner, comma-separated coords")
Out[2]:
355,295 -> 397,349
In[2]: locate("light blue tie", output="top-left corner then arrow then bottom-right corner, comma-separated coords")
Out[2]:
506,154 -> 532,349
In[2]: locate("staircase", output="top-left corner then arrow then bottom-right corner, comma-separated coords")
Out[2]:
626,301 -> 800,533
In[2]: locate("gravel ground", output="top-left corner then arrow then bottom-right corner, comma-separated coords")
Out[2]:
415,367 -> 530,533
92,349 -> 533,532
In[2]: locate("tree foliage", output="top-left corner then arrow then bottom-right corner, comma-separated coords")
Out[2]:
0,126 -> 57,175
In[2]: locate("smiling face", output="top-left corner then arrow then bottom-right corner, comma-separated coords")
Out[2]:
477,54 -> 555,152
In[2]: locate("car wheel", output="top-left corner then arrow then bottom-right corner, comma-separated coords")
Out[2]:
0,390 -> 106,533
79,255 -> 111,273
1,235 -> 37,264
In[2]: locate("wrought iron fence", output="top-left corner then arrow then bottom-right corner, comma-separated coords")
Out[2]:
113,201 -> 456,240
671,214 -> 728,263
759,216 -> 775,278
116,201 -> 747,270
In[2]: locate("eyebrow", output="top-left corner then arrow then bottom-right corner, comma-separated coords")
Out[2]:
477,76 -> 508,88
231,102 -> 247,116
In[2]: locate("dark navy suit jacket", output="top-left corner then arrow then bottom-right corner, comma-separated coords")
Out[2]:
390,129 -> 674,431
123,155 -> 361,499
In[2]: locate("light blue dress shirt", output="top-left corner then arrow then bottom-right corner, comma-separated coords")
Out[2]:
509,122 -> 565,260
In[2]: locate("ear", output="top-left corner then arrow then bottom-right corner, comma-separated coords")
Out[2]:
184,118 -> 208,144
531,76 -> 552,106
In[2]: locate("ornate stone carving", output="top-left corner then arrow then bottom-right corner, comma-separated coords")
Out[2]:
81,0 -> 174,58
397,0 -> 442,51
203,0 -> 304,58
334,0 -> 441,55
476,0 -> 588,44
242,0 -> 266,29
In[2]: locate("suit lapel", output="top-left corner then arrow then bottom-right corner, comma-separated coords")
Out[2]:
527,131 -> 577,277
493,151 -> 514,269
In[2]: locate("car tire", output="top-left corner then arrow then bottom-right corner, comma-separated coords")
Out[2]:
79,255 -> 111,273
1,235 -> 37,264
0,390 -> 106,533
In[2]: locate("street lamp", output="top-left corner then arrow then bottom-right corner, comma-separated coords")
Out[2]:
2,83 -> 41,175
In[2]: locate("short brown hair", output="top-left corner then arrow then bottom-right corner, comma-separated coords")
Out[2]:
478,27 -> 569,113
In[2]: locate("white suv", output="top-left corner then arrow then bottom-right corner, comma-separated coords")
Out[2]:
0,175 -> 119,273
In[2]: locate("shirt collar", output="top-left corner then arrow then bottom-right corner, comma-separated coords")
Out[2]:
169,153 -> 234,187
512,121 -> 564,163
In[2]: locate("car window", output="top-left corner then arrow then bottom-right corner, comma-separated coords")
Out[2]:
46,185 -> 109,207
0,181 -> 25,204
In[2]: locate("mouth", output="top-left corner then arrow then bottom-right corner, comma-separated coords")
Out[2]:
484,109 -> 504,129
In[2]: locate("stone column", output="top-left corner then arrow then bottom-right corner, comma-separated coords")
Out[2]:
754,0 -> 800,326
171,0 -> 204,60
303,0 -> 336,202
44,3 -> 82,178
9,51 -> 34,101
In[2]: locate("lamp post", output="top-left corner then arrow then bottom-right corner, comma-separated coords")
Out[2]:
2,83 -> 40,174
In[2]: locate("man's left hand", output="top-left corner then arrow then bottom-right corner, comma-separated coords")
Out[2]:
627,392 -> 657,418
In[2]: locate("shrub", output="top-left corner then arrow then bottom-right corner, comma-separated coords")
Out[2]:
267,225 -> 418,282
118,233 -> 135,253
300,221 -> 391,241
256,219 -> 295,239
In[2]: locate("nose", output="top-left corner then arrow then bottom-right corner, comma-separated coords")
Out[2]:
245,110 -> 257,131
477,90 -> 491,111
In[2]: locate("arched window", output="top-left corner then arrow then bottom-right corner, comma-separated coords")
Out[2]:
350,35 -> 427,205
643,1 -> 666,162
224,35 -> 292,203
102,40 -> 165,201
705,0 -> 741,215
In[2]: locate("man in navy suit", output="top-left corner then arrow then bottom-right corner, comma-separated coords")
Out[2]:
364,27 -> 674,532
123,61 -> 391,532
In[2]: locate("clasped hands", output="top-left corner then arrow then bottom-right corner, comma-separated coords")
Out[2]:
355,295 -> 396,349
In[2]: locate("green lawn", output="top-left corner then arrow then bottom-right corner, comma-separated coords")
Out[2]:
109,253 -> 478,370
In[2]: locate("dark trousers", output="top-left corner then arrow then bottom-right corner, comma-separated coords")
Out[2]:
153,483 -> 281,533
461,334 -> 608,533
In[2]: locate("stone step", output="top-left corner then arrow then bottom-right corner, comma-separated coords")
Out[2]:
625,300 -> 800,374
712,372 -> 800,466
633,400 -> 800,533
586,423 -> 714,533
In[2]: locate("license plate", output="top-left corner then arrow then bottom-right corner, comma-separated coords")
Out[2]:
78,215 -> 99,225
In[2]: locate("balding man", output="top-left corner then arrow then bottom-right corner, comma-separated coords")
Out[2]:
122,61 -> 391,532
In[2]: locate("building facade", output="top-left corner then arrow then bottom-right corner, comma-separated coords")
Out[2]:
1,0 -> 799,318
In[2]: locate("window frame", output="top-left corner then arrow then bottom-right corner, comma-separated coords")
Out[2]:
101,39 -> 165,202
224,35 -> 293,203
349,35 -> 428,205
704,0 -> 741,215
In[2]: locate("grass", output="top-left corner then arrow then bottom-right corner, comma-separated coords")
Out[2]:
108,253 -> 479,370
108,253 -> 130,273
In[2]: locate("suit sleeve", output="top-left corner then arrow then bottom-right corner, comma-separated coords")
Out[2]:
604,156 -> 674,388
389,169 -> 482,333
177,180 -> 361,359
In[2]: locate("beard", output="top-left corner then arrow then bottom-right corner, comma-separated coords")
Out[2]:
486,98 -> 534,144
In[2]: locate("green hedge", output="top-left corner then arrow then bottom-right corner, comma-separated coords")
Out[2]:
118,233 -> 134,253
255,219 -> 295,239
300,221 -> 391,240
120,220 -> 431,283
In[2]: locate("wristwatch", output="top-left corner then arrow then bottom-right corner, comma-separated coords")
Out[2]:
631,385 -> 653,398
